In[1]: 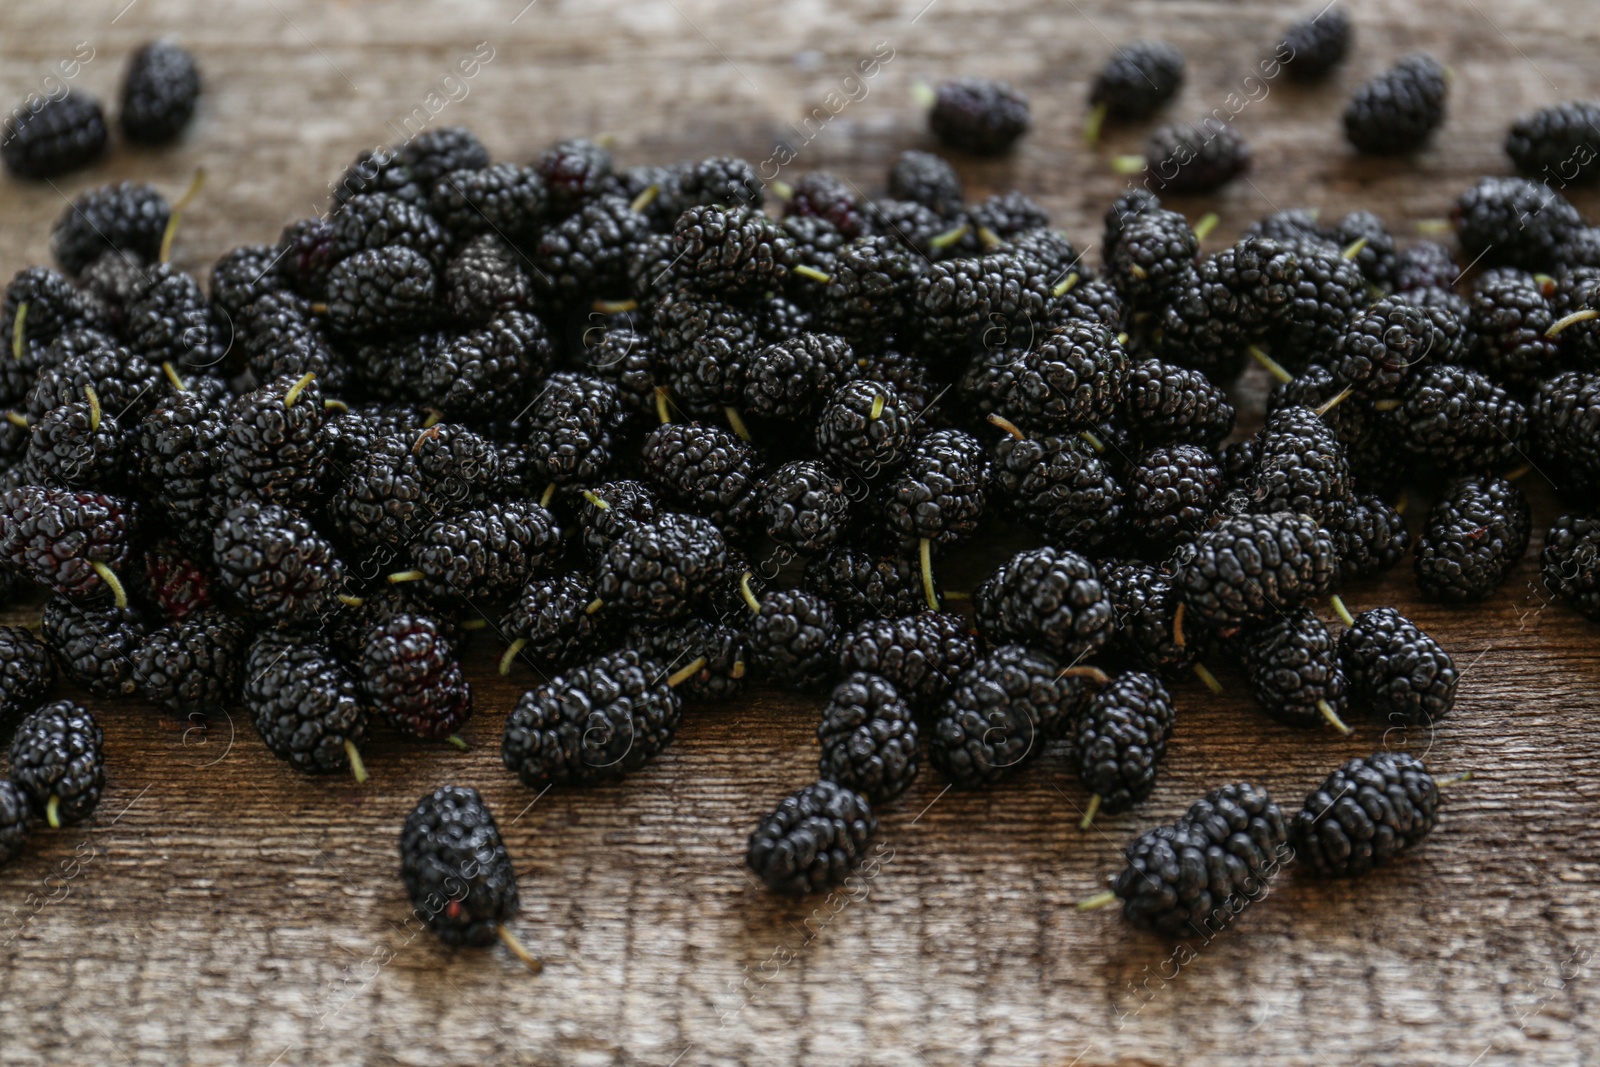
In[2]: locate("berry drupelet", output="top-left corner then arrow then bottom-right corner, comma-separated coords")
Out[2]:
1086,782 -> 1287,937
1338,607 -> 1459,726
929,78 -> 1030,156
502,648 -> 686,788
1281,8 -> 1352,82
8,701 -> 103,830
1414,475 -> 1532,602
1542,514 -> 1600,620
1,91 -> 107,180
1076,671 -> 1174,824
929,645 -> 1071,787
747,779 -> 877,895
359,613 -> 473,743
243,632 -> 370,778
119,40 -> 201,144
1343,54 -> 1448,155
817,672 -> 919,805
1240,608 -> 1351,732
400,785 -> 537,967
974,546 -> 1114,663
1176,512 -> 1338,633
1290,752 -> 1442,877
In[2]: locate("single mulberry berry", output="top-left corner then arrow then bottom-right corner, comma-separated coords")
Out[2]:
742,585 -> 838,691
1133,121 -> 1252,194
8,701 -> 103,827
1088,41 -> 1184,133
836,611 -> 977,715
212,501 -> 349,627
929,78 -> 1030,156
746,779 -> 876,895
502,648 -> 686,788
1414,475 -> 1531,602
1075,670 -> 1174,823
1087,782 -> 1287,936
498,573 -> 618,674
359,613 -> 472,742
758,460 -> 849,555
40,597 -> 148,698
119,40 -> 201,144
0,780 -> 30,867
1125,444 -> 1223,548
929,645 -> 1071,786
1281,9 -> 1352,82
0,625 -> 55,717
985,418 -> 1122,552
974,546 -> 1114,663
815,379 -> 915,478
130,608 -> 247,716
0,484 -> 133,602
1240,608 -> 1351,732
1453,177 -> 1581,273
1102,560 -> 1208,678
803,548 -> 931,627
2,91 -> 107,180
243,632 -> 370,778
1338,606 -> 1459,726
593,511 -> 728,623
817,672 -> 919,804
1175,512 -> 1337,632
390,501 -> 560,602
886,150 -> 964,217
1343,54 -> 1448,155
1542,513 -> 1600,620
639,421 -> 762,536
1505,101 -> 1600,186
400,785 -> 535,966
50,182 -> 170,276
1291,751 -> 1441,877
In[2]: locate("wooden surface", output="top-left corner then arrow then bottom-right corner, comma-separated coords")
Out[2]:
3,1 -> 1600,1064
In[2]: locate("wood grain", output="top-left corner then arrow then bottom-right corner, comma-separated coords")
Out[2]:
3,1 -> 1600,1064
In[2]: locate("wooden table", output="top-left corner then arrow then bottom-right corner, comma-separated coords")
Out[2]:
3,1 -> 1599,1063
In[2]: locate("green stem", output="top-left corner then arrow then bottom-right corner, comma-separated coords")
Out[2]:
499,638 -> 528,677
344,741 -> 369,785
1079,794 -> 1102,831
1329,595 -> 1355,627
1077,889 -> 1118,911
